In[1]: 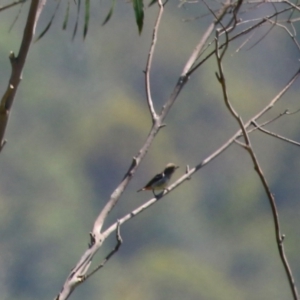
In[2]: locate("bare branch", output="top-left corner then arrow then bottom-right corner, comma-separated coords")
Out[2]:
251,121 -> 300,146
283,0 -> 300,12
235,29 -> 256,52
0,0 -> 25,12
54,4 -> 237,298
249,70 -> 300,123
236,124 -> 300,300
245,1 -> 278,50
234,108 -> 300,143
81,221 -> 122,282
265,17 -> 300,51
104,68 -> 300,238
98,1 -> 238,226
182,0 -> 233,75
245,108 -> 300,135
0,0 -> 45,150
214,27 -> 299,300
189,6 -> 293,75
54,0 -> 300,297
144,0 -> 164,122
102,135 -> 235,236
54,62 -> 300,300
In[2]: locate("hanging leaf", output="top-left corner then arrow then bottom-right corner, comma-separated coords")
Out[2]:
148,0 -> 157,7
102,0 -> 115,26
83,0 -> 90,38
133,0 -> 144,35
62,0 -> 70,30
72,0 -> 81,40
35,0 -> 61,42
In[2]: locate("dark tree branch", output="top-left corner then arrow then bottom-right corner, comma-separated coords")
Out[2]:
189,6 -> 293,76
182,0 -> 232,75
80,221 -> 122,283
214,25 -> 299,300
0,0 -> 43,150
0,0 -> 25,12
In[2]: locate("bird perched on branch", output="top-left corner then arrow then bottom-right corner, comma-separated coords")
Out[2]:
137,163 -> 179,196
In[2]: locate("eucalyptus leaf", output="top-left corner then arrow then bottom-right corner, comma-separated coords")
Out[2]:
83,0 -> 90,38
62,0 -> 70,30
133,0 -> 144,35
72,0 -> 81,40
35,0 -> 61,42
102,0 -> 115,26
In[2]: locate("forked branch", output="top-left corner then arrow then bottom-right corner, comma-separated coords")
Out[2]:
214,25 -> 299,300
54,3 -> 235,299
54,1 -> 300,299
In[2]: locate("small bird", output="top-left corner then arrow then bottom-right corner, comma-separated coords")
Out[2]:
137,163 -> 179,196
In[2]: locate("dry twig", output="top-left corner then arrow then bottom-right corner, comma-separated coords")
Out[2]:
214,21 -> 299,300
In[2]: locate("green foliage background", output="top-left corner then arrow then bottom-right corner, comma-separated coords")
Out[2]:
0,1 -> 300,299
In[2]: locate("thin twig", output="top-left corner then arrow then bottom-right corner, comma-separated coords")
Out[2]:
215,26 -> 299,300
82,221 -> 122,282
159,0 -> 234,118
247,108 -> 300,134
188,6 -> 293,76
234,108 -> 300,140
144,0 -> 164,122
0,0 -> 25,12
237,127 -> 300,300
8,2 -> 24,32
182,0 -> 232,75
245,1 -> 278,50
251,121 -> 300,146
265,17 -> 300,50
235,28 -> 256,52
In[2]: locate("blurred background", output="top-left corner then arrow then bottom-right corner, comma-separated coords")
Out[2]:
0,0 -> 300,299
